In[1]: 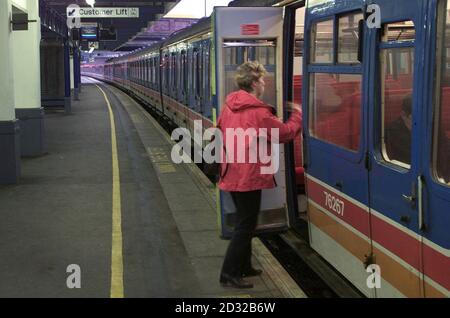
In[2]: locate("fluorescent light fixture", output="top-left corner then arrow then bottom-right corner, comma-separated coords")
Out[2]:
164,0 -> 232,18
86,0 -> 95,8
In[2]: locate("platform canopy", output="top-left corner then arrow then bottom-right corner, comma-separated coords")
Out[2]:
43,0 -> 181,51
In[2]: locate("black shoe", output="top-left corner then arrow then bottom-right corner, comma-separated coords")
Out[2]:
242,268 -> 263,277
220,274 -> 254,289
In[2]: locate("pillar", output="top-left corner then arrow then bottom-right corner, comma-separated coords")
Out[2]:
13,0 -> 45,157
73,45 -> 80,101
64,39 -> 72,114
0,0 -> 21,184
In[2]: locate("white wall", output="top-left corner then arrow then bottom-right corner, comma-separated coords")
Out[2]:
12,0 -> 28,11
12,0 -> 41,109
0,0 -> 15,120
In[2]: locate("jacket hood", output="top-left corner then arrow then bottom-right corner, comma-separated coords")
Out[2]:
225,90 -> 269,112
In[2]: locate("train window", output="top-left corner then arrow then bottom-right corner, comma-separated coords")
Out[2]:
338,12 -> 364,64
193,49 -> 199,100
432,0 -> 450,185
172,53 -> 177,90
197,49 -> 203,100
180,51 -> 187,98
164,54 -> 169,89
309,73 -> 362,151
150,58 -> 153,85
150,58 -> 154,85
222,40 -> 277,106
382,21 -> 415,43
380,21 -> 415,168
146,58 -> 150,85
310,19 -> 334,64
205,45 -> 211,109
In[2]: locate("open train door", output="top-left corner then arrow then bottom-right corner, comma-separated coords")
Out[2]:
212,6 -> 287,238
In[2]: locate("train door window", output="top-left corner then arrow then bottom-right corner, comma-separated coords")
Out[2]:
135,61 -> 138,82
253,46 -> 277,107
309,73 -> 362,151
205,44 -> 211,109
308,12 -> 363,151
177,52 -> 181,99
144,59 -> 148,85
157,57 -> 161,89
193,48 -> 199,104
148,57 -> 154,87
222,40 -> 277,107
196,49 -> 202,100
380,21 -> 415,168
179,50 -> 186,101
143,59 -> 146,84
432,0 -> 450,185
171,53 -> 177,91
223,45 -> 239,104
151,57 -> 155,86
310,19 -> 333,64
153,57 -> 157,86
130,62 -> 133,81
146,58 -> 150,86
338,12 -> 364,64
164,54 -> 169,90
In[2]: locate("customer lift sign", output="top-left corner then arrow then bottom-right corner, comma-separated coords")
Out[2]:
67,7 -> 139,18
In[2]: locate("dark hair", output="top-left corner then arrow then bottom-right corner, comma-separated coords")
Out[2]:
402,94 -> 412,115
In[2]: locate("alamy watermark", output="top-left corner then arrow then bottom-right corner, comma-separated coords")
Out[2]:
366,4 -> 381,29
366,264 -> 381,289
66,264 -> 81,289
171,120 -> 280,175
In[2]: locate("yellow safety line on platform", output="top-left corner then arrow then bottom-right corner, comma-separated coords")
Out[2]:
96,84 -> 124,298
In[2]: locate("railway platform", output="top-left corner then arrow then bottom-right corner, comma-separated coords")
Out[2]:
0,77 -> 305,298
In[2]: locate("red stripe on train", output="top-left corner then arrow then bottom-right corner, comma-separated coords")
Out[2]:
306,176 -> 450,292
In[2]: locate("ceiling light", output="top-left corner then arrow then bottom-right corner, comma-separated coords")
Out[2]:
86,0 -> 96,8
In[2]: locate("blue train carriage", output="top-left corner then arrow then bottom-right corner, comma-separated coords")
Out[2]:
159,18 -> 214,143
212,6 -> 290,238
303,0 -> 450,297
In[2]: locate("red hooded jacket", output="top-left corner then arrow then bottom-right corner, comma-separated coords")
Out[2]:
217,90 -> 302,192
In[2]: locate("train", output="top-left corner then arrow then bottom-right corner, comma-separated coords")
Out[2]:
82,0 -> 450,298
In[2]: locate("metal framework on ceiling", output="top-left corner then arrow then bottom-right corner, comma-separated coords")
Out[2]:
41,0 -> 180,50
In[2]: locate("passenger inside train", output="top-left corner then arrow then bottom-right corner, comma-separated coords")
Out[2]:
385,94 -> 412,165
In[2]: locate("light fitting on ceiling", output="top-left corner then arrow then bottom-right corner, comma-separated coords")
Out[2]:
86,0 -> 96,8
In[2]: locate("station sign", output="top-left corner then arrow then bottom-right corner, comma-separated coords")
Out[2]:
307,0 -> 332,7
67,7 -> 140,18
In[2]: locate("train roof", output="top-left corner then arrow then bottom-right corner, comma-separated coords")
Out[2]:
162,17 -> 211,48
106,0 -> 287,64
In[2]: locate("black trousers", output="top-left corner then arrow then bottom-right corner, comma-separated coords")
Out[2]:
221,190 -> 262,277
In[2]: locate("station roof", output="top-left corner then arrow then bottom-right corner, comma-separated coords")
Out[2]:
44,0 -> 181,51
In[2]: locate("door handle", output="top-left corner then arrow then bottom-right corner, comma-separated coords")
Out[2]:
402,181 -> 417,208
402,194 -> 415,203
418,175 -> 424,231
